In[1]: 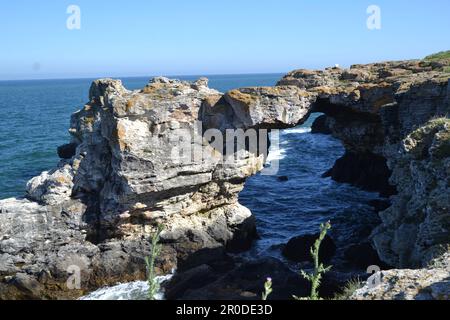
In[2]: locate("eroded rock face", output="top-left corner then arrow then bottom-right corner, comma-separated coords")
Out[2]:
373,118 -> 450,267
0,77 -> 312,299
351,252 -> 450,300
1,57 -> 449,299
278,59 -> 450,268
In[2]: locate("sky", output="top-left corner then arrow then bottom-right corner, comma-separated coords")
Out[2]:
0,0 -> 449,80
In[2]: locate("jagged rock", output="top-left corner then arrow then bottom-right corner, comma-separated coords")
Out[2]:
368,199 -> 392,213
279,59 -> 450,268
282,233 -> 336,263
164,264 -> 219,300
372,118 -> 450,267
322,151 -> 397,197
351,252 -> 450,300
0,76 -> 312,299
175,258 -> 311,300
343,242 -> 388,270
1,55 -> 449,299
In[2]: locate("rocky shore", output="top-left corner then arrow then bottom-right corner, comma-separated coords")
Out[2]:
1,54 -> 449,300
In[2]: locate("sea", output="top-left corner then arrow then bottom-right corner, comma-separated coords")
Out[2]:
0,74 -> 381,299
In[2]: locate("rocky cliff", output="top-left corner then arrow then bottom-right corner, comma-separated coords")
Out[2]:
0,55 -> 449,300
278,58 -> 450,268
0,77 -> 314,299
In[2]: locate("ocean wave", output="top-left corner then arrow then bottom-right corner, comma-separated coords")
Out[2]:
266,147 -> 287,162
79,274 -> 173,300
283,127 -> 312,135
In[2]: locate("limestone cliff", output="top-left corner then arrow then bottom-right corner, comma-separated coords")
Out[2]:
278,58 -> 450,268
0,77 -> 313,299
0,55 -> 449,299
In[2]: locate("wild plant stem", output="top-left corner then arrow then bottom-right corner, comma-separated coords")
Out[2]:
297,221 -> 332,300
145,224 -> 164,300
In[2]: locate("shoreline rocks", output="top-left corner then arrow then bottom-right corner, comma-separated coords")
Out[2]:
1,54 -> 449,300
0,76 -> 314,299
351,252 -> 450,300
322,151 -> 397,197
278,58 -> 450,268
282,234 -> 336,263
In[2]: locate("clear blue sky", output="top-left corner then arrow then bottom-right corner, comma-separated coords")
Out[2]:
1,0 -> 449,80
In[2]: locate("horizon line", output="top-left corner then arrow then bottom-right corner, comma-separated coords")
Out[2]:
0,71 -> 289,83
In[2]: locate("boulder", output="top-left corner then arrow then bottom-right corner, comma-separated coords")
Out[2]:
323,151 -> 397,197
282,233 -> 336,263
57,143 -> 78,159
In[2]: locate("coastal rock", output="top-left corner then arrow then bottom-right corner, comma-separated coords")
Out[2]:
343,242 -> 388,269
372,118 -> 450,267
174,258 -> 311,300
322,151 -> 397,197
351,252 -> 450,300
1,54 -> 449,299
282,233 -> 336,263
0,77 -> 312,299
57,143 -> 78,159
278,58 -> 450,267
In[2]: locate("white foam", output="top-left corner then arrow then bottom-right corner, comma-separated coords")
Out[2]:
283,127 -> 312,135
266,147 -> 287,162
80,274 -> 173,300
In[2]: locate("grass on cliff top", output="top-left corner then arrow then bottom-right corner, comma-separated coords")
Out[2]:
409,117 -> 450,159
424,50 -> 450,61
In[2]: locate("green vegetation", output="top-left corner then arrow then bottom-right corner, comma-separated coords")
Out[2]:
424,50 -> 450,61
294,221 -> 333,300
145,224 -> 164,300
408,117 -> 450,160
261,277 -> 273,301
432,126 -> 450,159
333,279 -> 364,300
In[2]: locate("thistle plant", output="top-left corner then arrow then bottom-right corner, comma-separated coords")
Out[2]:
295,221 -> 332,300
261,277 -> 273,301
145,224 -> 164,300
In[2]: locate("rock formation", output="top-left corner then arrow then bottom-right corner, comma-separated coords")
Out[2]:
351,251 -> 450,300
0,55 -> 449,299
0,77 -> 314,299
278,58 -> 450,268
